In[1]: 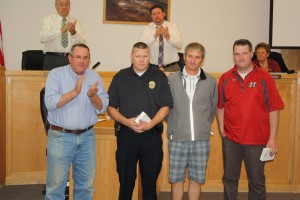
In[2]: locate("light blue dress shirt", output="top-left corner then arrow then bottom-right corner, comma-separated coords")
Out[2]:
45,65 -> 109,130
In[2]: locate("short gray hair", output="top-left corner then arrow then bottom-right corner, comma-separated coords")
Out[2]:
70,43 -> 90,56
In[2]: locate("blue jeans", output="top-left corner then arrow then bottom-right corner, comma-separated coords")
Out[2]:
45,128 -> 96,200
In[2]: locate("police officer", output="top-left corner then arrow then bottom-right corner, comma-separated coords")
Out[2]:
107,42 -> 173,200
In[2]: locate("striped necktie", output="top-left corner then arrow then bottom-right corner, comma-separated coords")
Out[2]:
61,18 -> 68,48
158,34 -> 164,67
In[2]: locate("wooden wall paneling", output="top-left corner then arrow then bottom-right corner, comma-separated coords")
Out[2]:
5,71 -> 47,185
202,121 -> 225,192
94,135 -> 119,199
93,127 -> 140,200
158,123 -> 171,192
296,72 -> 300,192
262,79 -> 297,192
281,49 -> 300,71
0,68 -> 6,186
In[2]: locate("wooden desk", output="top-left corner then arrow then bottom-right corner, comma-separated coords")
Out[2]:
296,72 -> 300,192
0,67 -> 6,186
1,70 -> 299,200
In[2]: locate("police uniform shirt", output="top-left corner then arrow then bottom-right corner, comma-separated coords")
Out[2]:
108,65 -> 173,120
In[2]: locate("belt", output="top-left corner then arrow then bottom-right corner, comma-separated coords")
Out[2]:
46,52 -> 70,56
50,125 -> 93,134
151,61 -> 178,68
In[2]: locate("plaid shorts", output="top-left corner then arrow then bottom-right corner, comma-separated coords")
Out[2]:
168,140 -> 210,183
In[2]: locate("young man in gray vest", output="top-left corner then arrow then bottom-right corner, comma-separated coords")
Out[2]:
167,42 -> 218,200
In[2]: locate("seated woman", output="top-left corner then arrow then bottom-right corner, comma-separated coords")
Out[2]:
253,42 -> 281,72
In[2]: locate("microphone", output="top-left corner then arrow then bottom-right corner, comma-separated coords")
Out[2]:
91,62 -> 100,70
287,69 -> 295,74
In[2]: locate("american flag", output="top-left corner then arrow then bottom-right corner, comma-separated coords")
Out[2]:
0,20 -> 5,67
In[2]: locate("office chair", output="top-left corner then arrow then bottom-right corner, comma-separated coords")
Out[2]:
22,50 -> 44,70
40,87 -> 69,199
177,52 -> 185,70
40,87 -> 50,134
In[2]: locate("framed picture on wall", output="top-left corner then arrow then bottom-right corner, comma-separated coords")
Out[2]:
103,0 -> 170,25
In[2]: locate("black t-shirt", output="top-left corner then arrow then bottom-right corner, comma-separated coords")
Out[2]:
108,65 -> 173,119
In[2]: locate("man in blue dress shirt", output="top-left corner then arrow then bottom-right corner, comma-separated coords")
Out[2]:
44,43 -> 109,200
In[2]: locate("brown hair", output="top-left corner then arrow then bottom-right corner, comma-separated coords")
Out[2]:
233,39 -> 253,52
150,5 -> 164,14
255,42 -> 270,53
132,42 -> 149,53
184,42 -> 206,58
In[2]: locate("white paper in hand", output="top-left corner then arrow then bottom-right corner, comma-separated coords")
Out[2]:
260,148 -> 276,161
135,111 -> 151,123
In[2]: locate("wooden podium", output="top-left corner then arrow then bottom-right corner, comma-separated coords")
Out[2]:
1,70 -> 300,200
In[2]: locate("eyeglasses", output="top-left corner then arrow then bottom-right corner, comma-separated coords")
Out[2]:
71,55 -> 90,62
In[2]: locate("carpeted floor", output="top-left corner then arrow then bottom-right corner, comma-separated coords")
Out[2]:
0,184 -> 45,200
0,184 -> 299,200
158,191 -> 300,200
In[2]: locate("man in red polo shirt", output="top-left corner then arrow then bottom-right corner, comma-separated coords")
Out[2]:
216,39 -> 284,200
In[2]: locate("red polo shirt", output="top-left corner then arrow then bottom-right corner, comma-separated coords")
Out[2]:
218,64 -> 284,145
